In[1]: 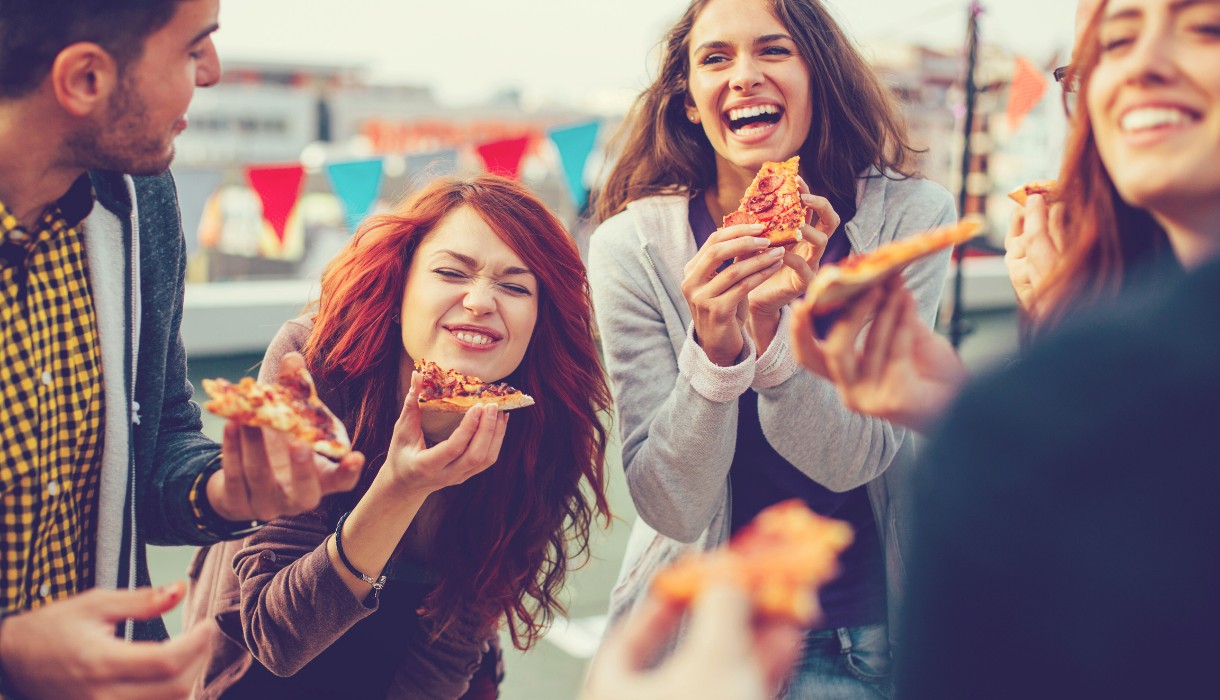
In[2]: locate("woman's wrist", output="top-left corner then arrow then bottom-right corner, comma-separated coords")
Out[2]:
693,324 -> 745,367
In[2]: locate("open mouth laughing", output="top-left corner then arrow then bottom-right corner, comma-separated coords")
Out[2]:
725,103 -> 784,137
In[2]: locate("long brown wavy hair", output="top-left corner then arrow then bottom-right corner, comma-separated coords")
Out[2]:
1037,0 -> 1176,331
303,176 -> 611,649
594,0 -> 921,223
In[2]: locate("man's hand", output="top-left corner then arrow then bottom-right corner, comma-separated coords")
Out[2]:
205,352 -> 364,522
0,583 -> 209,700
583,585 -> 805,700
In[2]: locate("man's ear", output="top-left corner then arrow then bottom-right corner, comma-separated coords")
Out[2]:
49,42 -> 119,117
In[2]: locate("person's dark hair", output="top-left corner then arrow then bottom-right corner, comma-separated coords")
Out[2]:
0,0 -> 186,99
594,0 -> 921,222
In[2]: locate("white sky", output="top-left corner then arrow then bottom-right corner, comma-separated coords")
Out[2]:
213,0 -> 1077,106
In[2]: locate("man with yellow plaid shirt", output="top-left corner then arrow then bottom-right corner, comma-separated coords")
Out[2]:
0,2 -> 365,698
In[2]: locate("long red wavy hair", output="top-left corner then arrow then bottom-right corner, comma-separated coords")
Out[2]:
1037,0 -> 1177,331
303,175 -> 611,649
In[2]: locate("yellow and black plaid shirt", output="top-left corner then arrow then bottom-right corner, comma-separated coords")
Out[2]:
0,179 -> 105,616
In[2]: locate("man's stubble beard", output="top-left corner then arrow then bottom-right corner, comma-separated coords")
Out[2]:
65,71 -> 176,177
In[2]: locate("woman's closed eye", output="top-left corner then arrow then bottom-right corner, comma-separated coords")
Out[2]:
497,283 -> 533,296
433,268 -> 469,281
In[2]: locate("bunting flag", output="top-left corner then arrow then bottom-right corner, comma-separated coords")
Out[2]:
171,167 -> 223,255
325,158 -> 384,232
405,148 -> 460,180
475,135 -> 531,180
245,164 -> 305,244
1006,55 -> 1050,133
547,121 -> 600,210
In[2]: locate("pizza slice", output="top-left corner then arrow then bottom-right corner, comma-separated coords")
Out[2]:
651,500 -> 854,624
202,364 -> 351,459
800,217 -> 984,316
722,156 -> 809,247
1008,179 -> 1059,206
414,359 -> 535,413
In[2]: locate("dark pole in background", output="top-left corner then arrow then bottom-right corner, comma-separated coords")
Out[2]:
950,0 -> 983,349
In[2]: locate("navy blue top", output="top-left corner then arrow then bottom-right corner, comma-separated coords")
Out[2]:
690,196 -> 886,630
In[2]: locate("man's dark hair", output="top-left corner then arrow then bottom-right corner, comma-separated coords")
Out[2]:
0,0 -> 187,99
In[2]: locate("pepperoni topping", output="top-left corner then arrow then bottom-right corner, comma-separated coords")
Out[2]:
724,210 -> 758,227
746,193 -> 777,214
756,174 -> 783,195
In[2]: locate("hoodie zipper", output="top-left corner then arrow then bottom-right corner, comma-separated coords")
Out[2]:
123,179 -> 141,642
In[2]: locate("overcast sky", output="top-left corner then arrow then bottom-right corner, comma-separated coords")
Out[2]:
213,0 -> 1077,106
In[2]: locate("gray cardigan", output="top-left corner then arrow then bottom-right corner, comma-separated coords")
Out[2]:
587,170 -> 956,641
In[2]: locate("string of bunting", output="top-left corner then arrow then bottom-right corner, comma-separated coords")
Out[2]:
181,119 -> 602,249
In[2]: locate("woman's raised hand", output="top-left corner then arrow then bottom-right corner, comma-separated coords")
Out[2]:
747,177 -> 839,317
384,372 -> 509,497
790,276 -> 968,433
1005,193 -> 1066,321
681,222 -> 786,366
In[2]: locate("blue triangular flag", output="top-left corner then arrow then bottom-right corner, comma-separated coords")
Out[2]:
547,121 -> 600,209
325,158 -> 384,232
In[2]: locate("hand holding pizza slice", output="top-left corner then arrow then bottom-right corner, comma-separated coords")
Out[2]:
651,500 -> 854,625
1008,179 -> 1059,206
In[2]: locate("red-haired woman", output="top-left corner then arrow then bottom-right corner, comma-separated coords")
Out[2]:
588,0 -> 957,696
187,175 -> 611,699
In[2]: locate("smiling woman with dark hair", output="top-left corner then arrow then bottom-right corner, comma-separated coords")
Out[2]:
188,175 -> 611,699
587,0 -> 957,696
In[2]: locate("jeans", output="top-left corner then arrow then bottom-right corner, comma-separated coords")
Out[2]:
782,624 -> 892,700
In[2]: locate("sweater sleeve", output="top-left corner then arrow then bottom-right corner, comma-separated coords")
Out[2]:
232,320 -> 376,676
588,218 -> 751,543
233,507 -> 377,677
754,179 -> 958,492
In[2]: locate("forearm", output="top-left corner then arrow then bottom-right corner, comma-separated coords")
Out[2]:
329,475 -> 428,598
757,371 -> 905,491
623,379 -> 739,542
236,513 -> 377,676
746,309 -> 782,358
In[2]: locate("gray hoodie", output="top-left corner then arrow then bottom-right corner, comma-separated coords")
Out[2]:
587,169 -> 956,643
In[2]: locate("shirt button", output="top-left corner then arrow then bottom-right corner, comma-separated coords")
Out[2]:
47,481 -> 60,497
38,583 -> 50,598
41,370 -> 52,386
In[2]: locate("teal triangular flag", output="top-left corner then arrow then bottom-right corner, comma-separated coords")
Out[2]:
325,158 -> 384,232
547,121 -> 600,210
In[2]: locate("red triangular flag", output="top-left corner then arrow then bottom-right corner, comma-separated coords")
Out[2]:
474,136 -> 531,180
245,164 -> 305,243
1006,56 -> 1050,133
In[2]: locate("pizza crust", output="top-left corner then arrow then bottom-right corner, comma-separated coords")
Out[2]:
418,393 -> 536,413
1008,179 -> 1059,206
801,217 -> 983,316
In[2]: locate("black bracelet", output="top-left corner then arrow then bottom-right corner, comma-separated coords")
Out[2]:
334,510 -> 386,591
